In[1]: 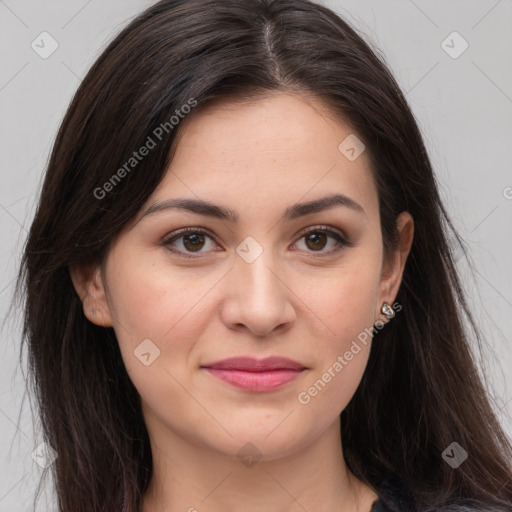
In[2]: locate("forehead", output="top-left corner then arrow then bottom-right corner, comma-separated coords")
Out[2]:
149,92 -> 379,222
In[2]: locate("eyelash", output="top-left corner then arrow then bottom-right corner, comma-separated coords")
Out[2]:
162,225 -> 353,259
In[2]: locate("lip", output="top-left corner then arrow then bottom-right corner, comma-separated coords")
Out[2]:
201,356 -> 306,371
200,356 -> 308,392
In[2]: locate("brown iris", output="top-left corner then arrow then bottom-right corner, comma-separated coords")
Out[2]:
182,233 -> 206,252
304,231 -> 327,251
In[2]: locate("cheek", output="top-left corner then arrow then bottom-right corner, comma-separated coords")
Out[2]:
296,342 -> 371,426
106,257 -> 211,428
297,282 -> 376,418
298,255 -> 381,341
105,252 -> 225,392
293,257 -> 380,412
106,250 -> 216,341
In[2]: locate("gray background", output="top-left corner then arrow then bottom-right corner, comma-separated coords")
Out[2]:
1,1 -> 511,510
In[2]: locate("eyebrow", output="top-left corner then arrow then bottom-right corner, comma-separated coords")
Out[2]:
140,193 -> 366,223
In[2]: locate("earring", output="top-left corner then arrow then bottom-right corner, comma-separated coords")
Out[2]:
90,308 -> 95,317
380,302 -> 395,319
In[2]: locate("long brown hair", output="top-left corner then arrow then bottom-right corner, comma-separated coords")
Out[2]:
16,0 -> 512,511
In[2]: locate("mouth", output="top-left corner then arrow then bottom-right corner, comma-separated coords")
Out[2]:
200,356 -> 308,392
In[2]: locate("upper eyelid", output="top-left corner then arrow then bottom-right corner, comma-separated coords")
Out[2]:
162,226 -> 218,244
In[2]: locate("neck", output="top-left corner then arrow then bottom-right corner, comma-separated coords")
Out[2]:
140,411 -> 378,512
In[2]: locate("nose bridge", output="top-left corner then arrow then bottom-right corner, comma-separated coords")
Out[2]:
235,235 -> 283,304
225,235 -> 293,335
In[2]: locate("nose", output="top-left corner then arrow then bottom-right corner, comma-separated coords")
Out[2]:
220,246 -> 296,337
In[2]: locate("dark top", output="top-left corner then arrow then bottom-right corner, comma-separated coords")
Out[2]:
367,478 -> 501,512
369,496 -> 398,512
370,497 -> 500,512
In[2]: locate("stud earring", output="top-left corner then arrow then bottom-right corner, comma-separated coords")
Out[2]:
380,302 -> 395,319
90,308 -> 95,317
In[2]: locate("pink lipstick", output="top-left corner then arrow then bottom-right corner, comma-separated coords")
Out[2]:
200,356 -> 307,392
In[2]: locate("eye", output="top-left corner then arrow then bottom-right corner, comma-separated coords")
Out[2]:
292,226 -> 352,256
162,227 -> 219,258
162,225 -> 353,259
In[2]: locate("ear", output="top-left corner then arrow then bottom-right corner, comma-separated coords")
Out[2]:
376,211 -> 414,322
69,264 -> 113,327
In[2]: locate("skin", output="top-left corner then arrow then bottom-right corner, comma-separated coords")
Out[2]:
71,92 -> 414,512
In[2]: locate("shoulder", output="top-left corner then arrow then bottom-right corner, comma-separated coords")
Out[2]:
370,496 -> 505,512
440,507 -> 511,512
369,476 -> 509,512
429,507 -> 503,512
431,507 -> 506,512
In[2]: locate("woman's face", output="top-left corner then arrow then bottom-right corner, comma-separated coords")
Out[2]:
75,92 -> 412,461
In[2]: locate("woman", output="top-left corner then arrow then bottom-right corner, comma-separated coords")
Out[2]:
17,0 -> 512,511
